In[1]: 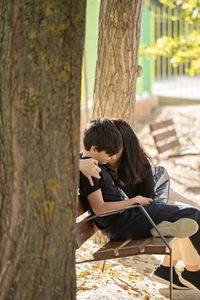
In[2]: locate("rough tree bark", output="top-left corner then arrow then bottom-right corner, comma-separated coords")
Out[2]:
92,0 -> 143,126
0,1 -> 86,299
91,0 -> 143,245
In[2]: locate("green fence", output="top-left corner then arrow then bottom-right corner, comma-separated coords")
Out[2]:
151,1 -> 197,80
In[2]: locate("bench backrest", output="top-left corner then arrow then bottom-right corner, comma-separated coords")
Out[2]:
149,119 -> 180,154
76,196 -> 98,248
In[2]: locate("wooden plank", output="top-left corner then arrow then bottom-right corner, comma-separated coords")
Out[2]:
145,237 -> 173,254
93,238 -> 151,260
153,129 -> 177,142
168,152 -> 200,158
76,221 -> 97,249
93,240 -> 129,260
168,148 -> 200,158
77,196 -> 87,217
76,197 -> 97,248
150,119 -> 174,132
118,238 -> 154,256
157,140 -> 180,154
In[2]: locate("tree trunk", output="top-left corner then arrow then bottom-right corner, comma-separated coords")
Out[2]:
92,0 -> 143,126
91,0 -> 143,244
0,1 -> 86,299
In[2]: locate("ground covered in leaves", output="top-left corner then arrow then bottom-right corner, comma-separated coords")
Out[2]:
76,104 -> 200,300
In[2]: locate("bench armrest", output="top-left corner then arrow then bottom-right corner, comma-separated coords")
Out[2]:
76,204 -> 138,224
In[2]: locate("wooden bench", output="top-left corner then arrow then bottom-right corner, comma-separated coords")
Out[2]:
149,119 -> 200,163
76,197 -> 173,299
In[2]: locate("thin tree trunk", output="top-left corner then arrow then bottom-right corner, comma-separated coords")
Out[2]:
0,1 -> 86,299
92,0 -> 143,126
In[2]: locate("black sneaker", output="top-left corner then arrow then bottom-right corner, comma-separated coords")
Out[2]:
151,265 -> 190,290
179,269 -> 200,293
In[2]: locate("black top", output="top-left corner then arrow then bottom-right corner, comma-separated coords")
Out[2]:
79,156 -> 154,238
79,157 -> 129,235
119,171 -> 154,199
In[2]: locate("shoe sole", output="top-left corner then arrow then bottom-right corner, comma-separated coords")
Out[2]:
179,274 -> 200,293
150,218 -> 198,238
151,273 -> 190,290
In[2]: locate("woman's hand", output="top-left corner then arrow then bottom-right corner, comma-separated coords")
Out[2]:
79,158 -> 101,186
133,195 -> 153,206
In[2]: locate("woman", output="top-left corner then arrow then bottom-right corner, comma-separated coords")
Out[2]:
79,118 -> 200,292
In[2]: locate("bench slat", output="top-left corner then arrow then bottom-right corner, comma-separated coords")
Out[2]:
144,237 -> 173,254
76,197 -> 97,248
157,140 -> 180,154
117,238 -> 153,257
93,237 -> 173,260
76,221 -> 97,248
150,119 -> 174,131
153,129 -> 177,142
93,239 -> 144,260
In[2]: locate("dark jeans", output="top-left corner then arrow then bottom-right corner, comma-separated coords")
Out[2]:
111,203 -> 200,255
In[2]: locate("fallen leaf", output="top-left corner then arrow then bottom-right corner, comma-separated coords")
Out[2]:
120,284 -> 129,290
144,267 -> 152,273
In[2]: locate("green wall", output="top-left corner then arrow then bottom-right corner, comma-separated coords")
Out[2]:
85,0 -> 100,102
85,2 -> 152,101
137,4 -> 152,96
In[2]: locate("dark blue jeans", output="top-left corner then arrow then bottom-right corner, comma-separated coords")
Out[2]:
111,203 -> 200,255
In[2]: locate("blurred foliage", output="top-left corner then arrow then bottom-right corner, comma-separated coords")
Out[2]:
160,0 -> 200,24
140,0 -> 200,75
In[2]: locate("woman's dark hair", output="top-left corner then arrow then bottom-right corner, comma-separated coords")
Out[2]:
83,118 -> 123,156
111,119 -> 151,184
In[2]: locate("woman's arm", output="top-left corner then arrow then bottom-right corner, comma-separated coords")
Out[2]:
79,158 -> 101,186
88,189 -> 153,215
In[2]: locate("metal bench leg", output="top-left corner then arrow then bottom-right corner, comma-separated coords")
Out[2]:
102,260 -> 106,272
137,205 -> 173,299
169,250 -> 173,300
